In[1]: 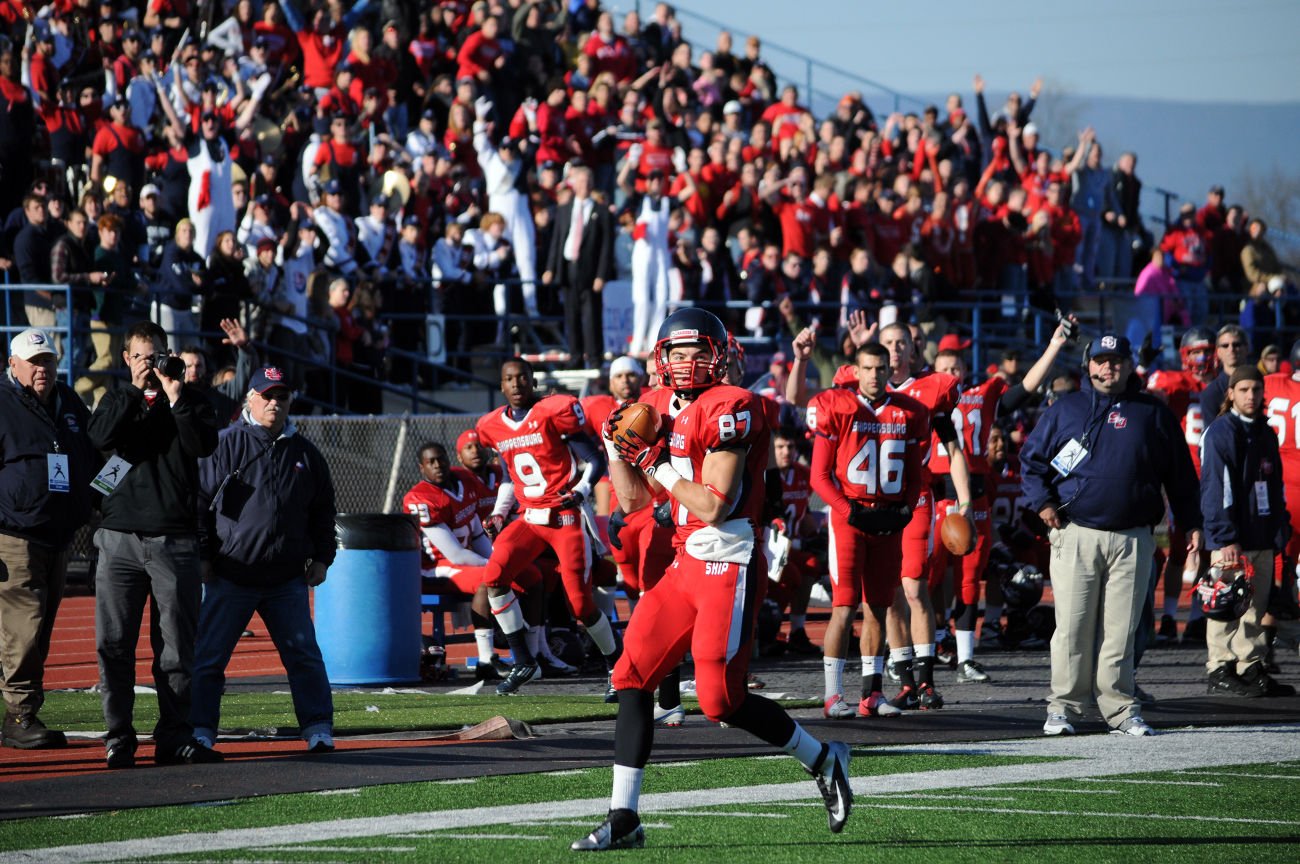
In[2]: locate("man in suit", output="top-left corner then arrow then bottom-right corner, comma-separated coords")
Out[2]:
545,166 -> 613,369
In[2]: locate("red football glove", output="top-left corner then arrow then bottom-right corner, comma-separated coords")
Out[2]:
613,427 -> 664,470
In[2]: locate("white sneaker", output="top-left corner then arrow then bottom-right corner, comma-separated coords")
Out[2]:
307,731 -> 335,752
823,694 -> 856,719
654,704 -> 686,727
1043,713 -> 1075,736
808,741 -> 853,834
1110,716 -> 1155,736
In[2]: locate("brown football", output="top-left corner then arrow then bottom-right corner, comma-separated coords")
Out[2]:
610,402 -> 662,446
940,512 -> 975,556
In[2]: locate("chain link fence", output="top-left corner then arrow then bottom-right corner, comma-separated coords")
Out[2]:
69,414 -> 482,580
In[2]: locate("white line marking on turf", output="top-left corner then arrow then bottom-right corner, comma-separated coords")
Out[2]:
1176,771 -> 1300,780
654,810 -> 790,818
514,821 -> 673,829
313,788 -> 362,796
973,786 -> 1121,795
1077,778 -> 1221,787
432,778 -> 477,785
262,846 -> 416,853
11,724 -> 1299,864
541,770 -> 587,777
861,803 -> 1300,827
895,793 -> 1017,801
439,834 -> 552,841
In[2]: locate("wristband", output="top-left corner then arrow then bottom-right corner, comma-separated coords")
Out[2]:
603,434 -> 620,463
647,463 -> 681,493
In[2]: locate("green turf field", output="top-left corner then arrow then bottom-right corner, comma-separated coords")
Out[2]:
5,733 -> 1300,864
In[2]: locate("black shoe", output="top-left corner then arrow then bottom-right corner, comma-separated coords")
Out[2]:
106,738 -> 137,770
603,674 -> 618,703
2,713 -> 67,749
155,737 -> 225,765
787,628 -> 821,656
1207,665 -> 1261,697
1240,663 -> 1297,697
1181,617 -> 1207,647
918,683 -> 944,710
474,656 -> 510,682
889,685 -> 919,711
571,808 -> 645,851
537,656 -> 579,678
495,662 -> 540,695
808,742 -> 853,834
1157,614 -> 1178,644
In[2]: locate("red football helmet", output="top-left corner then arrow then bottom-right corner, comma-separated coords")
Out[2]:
1194,558 -> 1255,622
654,308 -> 729,393
1180,327 -> 1217,379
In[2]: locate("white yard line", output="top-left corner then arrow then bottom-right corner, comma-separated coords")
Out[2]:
1175,771 -> 1300,781
1077,778 -> 1221,786
861,802 -> 1300,827
5,724 -> 1297,864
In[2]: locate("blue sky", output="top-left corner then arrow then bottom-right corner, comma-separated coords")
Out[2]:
665,0 -> 1300,105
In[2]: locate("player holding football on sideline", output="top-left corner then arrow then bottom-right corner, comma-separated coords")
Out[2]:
572,309 -> 852,851
766,427 -> 822,655
475,358 -> 616,697
809,342 -> 930,718
403,442 -> 543,682
1147,327 -> 1218,641
879,323 -> 973,709
928,317 -> 1078,682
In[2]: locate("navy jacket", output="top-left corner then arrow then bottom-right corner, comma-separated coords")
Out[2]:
1199,410 -> 1288,551
198,416 -> 336,586
0,376 -> 101,546
1021,376 -> 1201,533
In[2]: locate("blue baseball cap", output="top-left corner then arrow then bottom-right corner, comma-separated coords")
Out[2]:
322,178 -> 342,195
249,366 -> 291,395
1087,333 -> 1132,361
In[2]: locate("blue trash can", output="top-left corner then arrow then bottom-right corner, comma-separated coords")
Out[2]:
315,513 -> 422,685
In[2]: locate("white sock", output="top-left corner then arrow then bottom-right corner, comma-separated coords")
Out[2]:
984,604 -> 1002,624
473,628 -> 495,664
889,646 -> 914,665
915,642 -> 935,658
956,629 -> 976,664
791,613 -> 806,630
611,764 -> 644,812
489,591 -> 525,634
781,723 -> 825,771
525,625 -> 541,656
585,611 -> 618,656
1163,596 -> 1179,618
594,586 -> 618,620
822,656 -> 845,700
864,656 -> 884,678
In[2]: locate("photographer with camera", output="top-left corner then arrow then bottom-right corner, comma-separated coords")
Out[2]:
87,321 -> 223,769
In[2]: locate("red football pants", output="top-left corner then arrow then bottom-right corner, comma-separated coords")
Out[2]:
929,496 -> 993,606
484,515 -> 596,620
827,509 -> 903,607
612,551 -> 763,721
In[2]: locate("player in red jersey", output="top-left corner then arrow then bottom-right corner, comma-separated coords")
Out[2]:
475,358 -> 616,697
877,322 -> 973,710
453,429 -> 507,524
1147,326 -> 1218,641
929,318 -> 1078,682
402,442 -> 542,682
1264,340 -> 1300,624
766,427 -> 823,655
808,342 -> 930,718
572,309 -> 852,851
583,356 -> 646,516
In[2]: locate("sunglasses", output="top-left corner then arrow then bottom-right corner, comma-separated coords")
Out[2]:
1218,341 -> 1244,349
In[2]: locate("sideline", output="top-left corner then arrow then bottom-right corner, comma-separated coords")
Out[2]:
5,724 -> 1298,863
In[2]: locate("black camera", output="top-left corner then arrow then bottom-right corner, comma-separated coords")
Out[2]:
151,352 -> 186,380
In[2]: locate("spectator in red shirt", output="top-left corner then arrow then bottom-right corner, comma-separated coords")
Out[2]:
1195,184 -> 1226,235
457,15 -> 507,83
1043,180 -> 1081,296
763,169 -> 827,261
1160,203 -> 1210,324
280,0 -> 375,91
90,99 -> 145,192
583,12 -> 636,82
27,30 -> 58,106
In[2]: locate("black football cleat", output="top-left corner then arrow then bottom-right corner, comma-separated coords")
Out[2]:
808,741 -> 853,833
495,662 -> 540,695
571,808 -> 645,851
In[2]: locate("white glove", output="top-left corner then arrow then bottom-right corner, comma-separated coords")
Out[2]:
250,73 -> 272,100
474,95 -> 493,121
522,98 -> 538,125
671,146 -> 687,174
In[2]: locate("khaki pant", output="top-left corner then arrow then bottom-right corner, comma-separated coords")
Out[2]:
0,533 -> 68,716
74,319 -> 121,408
1047,522 -> 1154,727
1205,548 -> 1273,674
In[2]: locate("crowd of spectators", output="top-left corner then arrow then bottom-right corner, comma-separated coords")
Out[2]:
0,0 -> 1294,407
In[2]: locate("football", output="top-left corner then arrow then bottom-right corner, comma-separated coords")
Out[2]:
610,402 -> 662,445
940,512 -> 975,556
